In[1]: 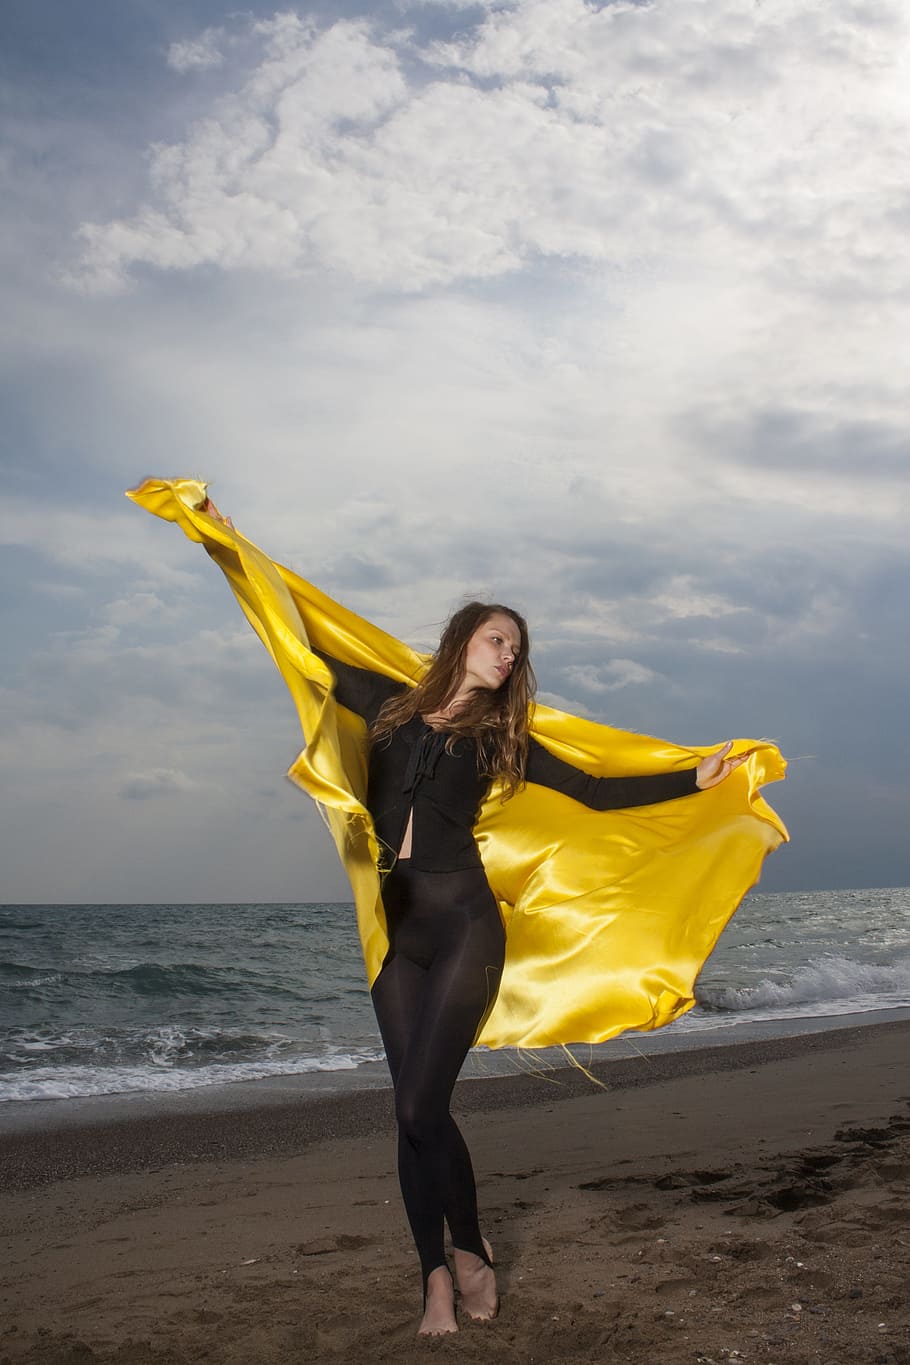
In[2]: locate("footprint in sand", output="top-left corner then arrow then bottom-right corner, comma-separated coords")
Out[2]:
295,1233 -> 377,1258
654,1277 -> 700,1296
798,1216 -> 876,1247
707,1237 -> 774,1263
723,1179 -> 834,1217
314,1311 -> 367,1352
835,1126 -> 887,1145
733,1284 -> 788,1306
612,1203 -> 667,1232
654,1169 -> 732,1191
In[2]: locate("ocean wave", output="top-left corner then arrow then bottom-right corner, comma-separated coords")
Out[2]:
98,962 -> 240,996
2,959 -> 279,999
3,1023 -> 312,1069
1,961 -> 64,985
0,1046 -> 387,1102
697,955 -> 910,1014
4,893 -> 908,1103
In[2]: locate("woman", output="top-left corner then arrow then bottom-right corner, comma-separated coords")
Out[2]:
304,598 -> 742,1335
127,479 -> 785,1337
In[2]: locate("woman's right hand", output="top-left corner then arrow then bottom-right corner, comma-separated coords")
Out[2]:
201,497 -> 234,529
695,740 -> 745,789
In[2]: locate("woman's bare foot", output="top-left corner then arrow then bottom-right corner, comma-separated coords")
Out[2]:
418,1266 -> 458,1336
453,1239 -> 498,1322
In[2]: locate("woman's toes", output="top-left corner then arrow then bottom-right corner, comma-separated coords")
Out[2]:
418,1267 -> 458,1336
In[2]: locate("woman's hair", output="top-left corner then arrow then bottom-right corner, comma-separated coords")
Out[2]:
370,602 -> 536,797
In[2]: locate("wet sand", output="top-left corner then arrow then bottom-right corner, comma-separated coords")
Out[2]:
1,1020 -> 908,1364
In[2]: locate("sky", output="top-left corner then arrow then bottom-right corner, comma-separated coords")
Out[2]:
1,0 -> 908,904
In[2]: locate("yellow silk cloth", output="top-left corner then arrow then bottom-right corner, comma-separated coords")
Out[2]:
128,477 -> 788,1050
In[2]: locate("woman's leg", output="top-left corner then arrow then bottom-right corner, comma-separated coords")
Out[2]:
371,949 -> 459,1333
371,866 -> 504,1322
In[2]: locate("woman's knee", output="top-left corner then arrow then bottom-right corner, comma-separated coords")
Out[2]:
396,1093 -> 450,1147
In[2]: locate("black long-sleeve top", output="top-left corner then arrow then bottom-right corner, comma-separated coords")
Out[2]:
314,650 -> 699,873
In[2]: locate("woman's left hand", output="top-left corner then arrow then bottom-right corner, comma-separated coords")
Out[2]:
200,497 -> 234,529
695,740 -> 746,790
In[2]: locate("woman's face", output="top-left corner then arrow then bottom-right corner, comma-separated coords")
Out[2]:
462,612 -> 523,693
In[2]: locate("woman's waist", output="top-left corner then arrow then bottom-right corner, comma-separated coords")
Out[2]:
384,847 -> 485,874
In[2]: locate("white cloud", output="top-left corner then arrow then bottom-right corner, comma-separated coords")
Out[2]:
71,0 -> 910,306
0,482 -> 214,585
33,580 -> 86,600
102,592 -> 186,628
536,690 -> 594,717
692,637 -> 747,657
564,658 -> 661,693
120,767 -> 202,799
393,0 -> 499,10
652,578 -> 745,622
54,5 -> 909,547
167,27 -> 226,73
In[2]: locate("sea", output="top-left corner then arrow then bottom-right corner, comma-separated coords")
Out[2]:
2,888 -> 909,1110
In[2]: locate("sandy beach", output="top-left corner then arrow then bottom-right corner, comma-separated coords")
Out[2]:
1,1020 -> 908,1365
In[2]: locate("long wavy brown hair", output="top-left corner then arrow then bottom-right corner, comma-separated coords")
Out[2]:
370,602 -> 536,797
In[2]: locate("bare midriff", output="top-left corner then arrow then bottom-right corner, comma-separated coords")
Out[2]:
399,809 -> 414,859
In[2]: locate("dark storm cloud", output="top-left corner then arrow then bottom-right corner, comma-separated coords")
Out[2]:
321,556 -> 398,591
685,407 -> 910,480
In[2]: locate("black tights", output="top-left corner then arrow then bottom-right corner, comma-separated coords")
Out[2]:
370,863 -> 506,1291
